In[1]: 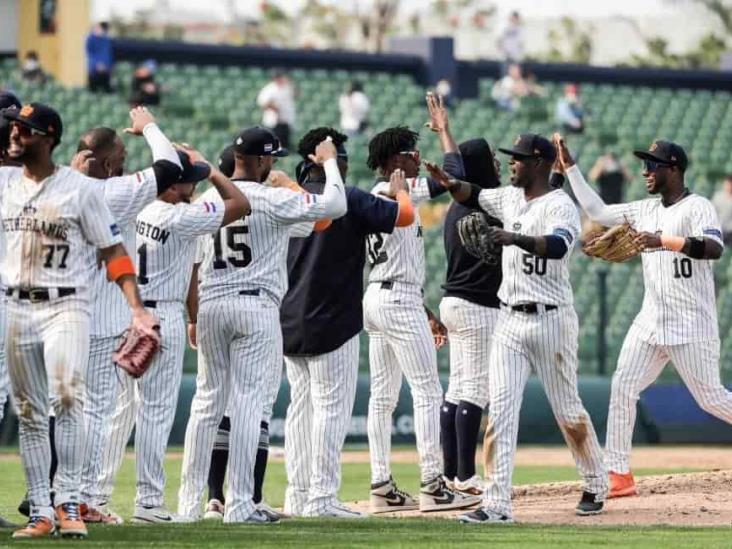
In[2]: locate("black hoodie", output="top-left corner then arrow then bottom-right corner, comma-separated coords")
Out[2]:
441,138 -> 503,307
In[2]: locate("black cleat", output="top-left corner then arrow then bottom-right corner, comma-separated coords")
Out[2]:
575,491 -> 604,516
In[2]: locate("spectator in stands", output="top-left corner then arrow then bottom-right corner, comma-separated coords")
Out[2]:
86,21 -> 114,93
339,81 -> 370,137
129,60 -> 162,107
21,51 -> 47,85
257,71 -> 296,148
491,63 -> 528,112
712,175 -> 732,244
555,83 -> 585,133
497,11 -> 524,68
523,69 -> 547,97
435,77 -> 454,107
588,151 -> 631,205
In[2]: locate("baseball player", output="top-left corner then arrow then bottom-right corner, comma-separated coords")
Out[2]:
69,107 -> 184,524
88,147 -> 250,523
557,135 -> 731,499
364,116 -> 477,513
177,127 -> 347,524
439,136 -> 502,497
425,133 -> 607,524
279,127 -> 414,518
0,103 -> 158,539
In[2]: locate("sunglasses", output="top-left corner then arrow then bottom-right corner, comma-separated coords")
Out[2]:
12,122 -> 47,137
399,150 -> 420,163
643,160 -> 671,172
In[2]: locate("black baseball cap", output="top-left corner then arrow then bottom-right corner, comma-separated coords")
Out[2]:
233,126 -> 288,157
498,133 -> 556,162
0,91 -> 21,111
217,145 -> 235,178
633,140 -> 688,171
177,150 -> 210,184
3,102 -> 62,143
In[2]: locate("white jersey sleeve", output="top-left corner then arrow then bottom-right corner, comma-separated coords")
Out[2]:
101,168 -> 158,226
79,183 -> 124,249
688,198 -> 724,245
478,186 -> 520,221
166,199 -> 225,238
546,200 -> 580,249
290,221 -> 315,238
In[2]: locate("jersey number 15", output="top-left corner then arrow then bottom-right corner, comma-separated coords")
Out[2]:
212,226 -> 252,269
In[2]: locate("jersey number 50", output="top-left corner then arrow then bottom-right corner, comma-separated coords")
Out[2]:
212,226 -> 252,269
522,253 -> 547,276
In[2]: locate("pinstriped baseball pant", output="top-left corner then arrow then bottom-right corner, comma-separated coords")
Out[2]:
284,335 -> 359,515
606,323 -> 732,473
6,297 -> 90,520
0,297 -> 8,424
440,297 -> 498,409
482,306 -> 607,517
80,335 -> 119,506
364,282 -> 443,484
94,302 -> 186,507
178,295 -> 280,522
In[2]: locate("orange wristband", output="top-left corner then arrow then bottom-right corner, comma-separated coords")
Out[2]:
107,255 -> 135,281
395,190 -> 415,227
660,235 -> 685,252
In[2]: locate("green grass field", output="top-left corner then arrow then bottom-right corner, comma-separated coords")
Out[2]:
0,450 -> 727,548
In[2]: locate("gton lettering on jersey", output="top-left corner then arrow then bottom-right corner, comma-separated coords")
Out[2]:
477,186 -> 579,306
366,178 -> 431,286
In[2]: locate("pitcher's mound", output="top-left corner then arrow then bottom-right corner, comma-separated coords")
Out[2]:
350,470 -> 732,526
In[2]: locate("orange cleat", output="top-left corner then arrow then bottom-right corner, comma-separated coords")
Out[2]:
12,516 -> 56,539
55,502 -> 88,538
609,471 -> 638,498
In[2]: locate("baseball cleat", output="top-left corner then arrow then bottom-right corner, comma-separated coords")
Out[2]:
12,515 -> 56,539
55,502 -> 88,538
303,501 -> 366,519
370,476 -> 419,514
204,498 -> 225,520
575,491 -> 605,516
257,501 -> 286,521
454,475 -> 484,496
82,504 -> 123,524
131,505 -> 180,524
419,476 -> 481,512
459,507 -> 515,524
609,470 -> 638,498
17,495 -> 30,518
239,508 -> 280,524
0,515 -> 19,529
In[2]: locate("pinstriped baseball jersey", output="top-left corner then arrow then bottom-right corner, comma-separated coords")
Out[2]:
366,178 -> 429,286
478,187 -> 579,306
136,199 -> 224,302
85,168 -> 159,336
600,193 -> 722,344
196,181 -> 339,305
0,166 -> 122,291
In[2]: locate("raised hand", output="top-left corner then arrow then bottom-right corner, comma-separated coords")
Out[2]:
124,106 -> 156,136
308,136 -> 336,165
387,168 -> 408,197
71,149 -> 102,177
175,142 -> 207,165
552,132 -> 575,171
425,91 -> 449,133
423,160 -> 453,188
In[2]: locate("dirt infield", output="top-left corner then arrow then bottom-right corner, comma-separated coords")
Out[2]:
342,447 -> 732,526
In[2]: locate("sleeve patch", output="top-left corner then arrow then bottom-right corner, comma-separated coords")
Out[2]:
704,228 -> 722,239
553,227 -> 574,243
302,194 -> 317,204
110,223 -> 121,236
203,201 -> 217,213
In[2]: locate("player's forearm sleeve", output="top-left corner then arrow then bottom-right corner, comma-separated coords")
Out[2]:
320,158 -> 348,218
544,235 -> 569,259
143,123 -> 181,167
565,165 -> 616,226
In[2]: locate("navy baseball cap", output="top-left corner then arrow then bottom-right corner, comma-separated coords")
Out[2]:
217,145 -> 235,177
498,133 -> 556,162
0,91 -> 21,111
3,102 -> 63,144
176,150 -> 210,184
234,126 -> 288,157
633,140 -> 688,171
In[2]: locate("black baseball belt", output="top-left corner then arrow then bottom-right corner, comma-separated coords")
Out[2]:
501,301 -> 557,314
6,287 -> 76,303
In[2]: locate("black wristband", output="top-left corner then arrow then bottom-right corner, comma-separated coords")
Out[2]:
687,237 -> 705,259
513,233 -> 537,254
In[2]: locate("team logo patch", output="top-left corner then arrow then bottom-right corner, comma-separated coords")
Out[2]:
20,105 -> 34,117
236,137 -> 243,145
650,142 -> 659,152
22,204 -> 37,215
110,223 -> 121,236
264,143 -> 273,152
513,222 -> 521,231
553,227 -> 574,243
704,228 -> 722,239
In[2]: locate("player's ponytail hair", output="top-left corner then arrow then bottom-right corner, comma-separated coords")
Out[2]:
367,126 -> 419,171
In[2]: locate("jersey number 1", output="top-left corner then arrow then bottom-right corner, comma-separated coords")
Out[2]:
213,226 -> 252,269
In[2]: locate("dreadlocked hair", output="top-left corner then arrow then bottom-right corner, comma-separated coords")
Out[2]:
297,127 -> 348,160
367,126 -> 419,171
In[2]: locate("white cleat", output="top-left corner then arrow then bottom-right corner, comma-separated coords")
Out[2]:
370,477 -> 419,514
238,509 -> 280,524
459,507 -> 515,524
203,499 -> 225,520
419,476 -> 482,512
303,501 -> 366,519
256,501 -> 286,521
454,475 -> 484,497
131,506 -> 185,524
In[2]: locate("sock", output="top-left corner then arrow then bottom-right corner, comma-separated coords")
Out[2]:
456,400 -> 483,482
440,401 -> 458,480
207,416 -> 230,503
49,415 -> 58,485
253,421 -> 269,505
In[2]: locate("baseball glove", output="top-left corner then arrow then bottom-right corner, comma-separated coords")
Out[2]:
582,223 -> 643,262
112,314 -> 161,378
456,211 -> 501,266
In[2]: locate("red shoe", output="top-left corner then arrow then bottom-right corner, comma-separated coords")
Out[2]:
12,516 -> 56,539
609,471 -> 638,498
